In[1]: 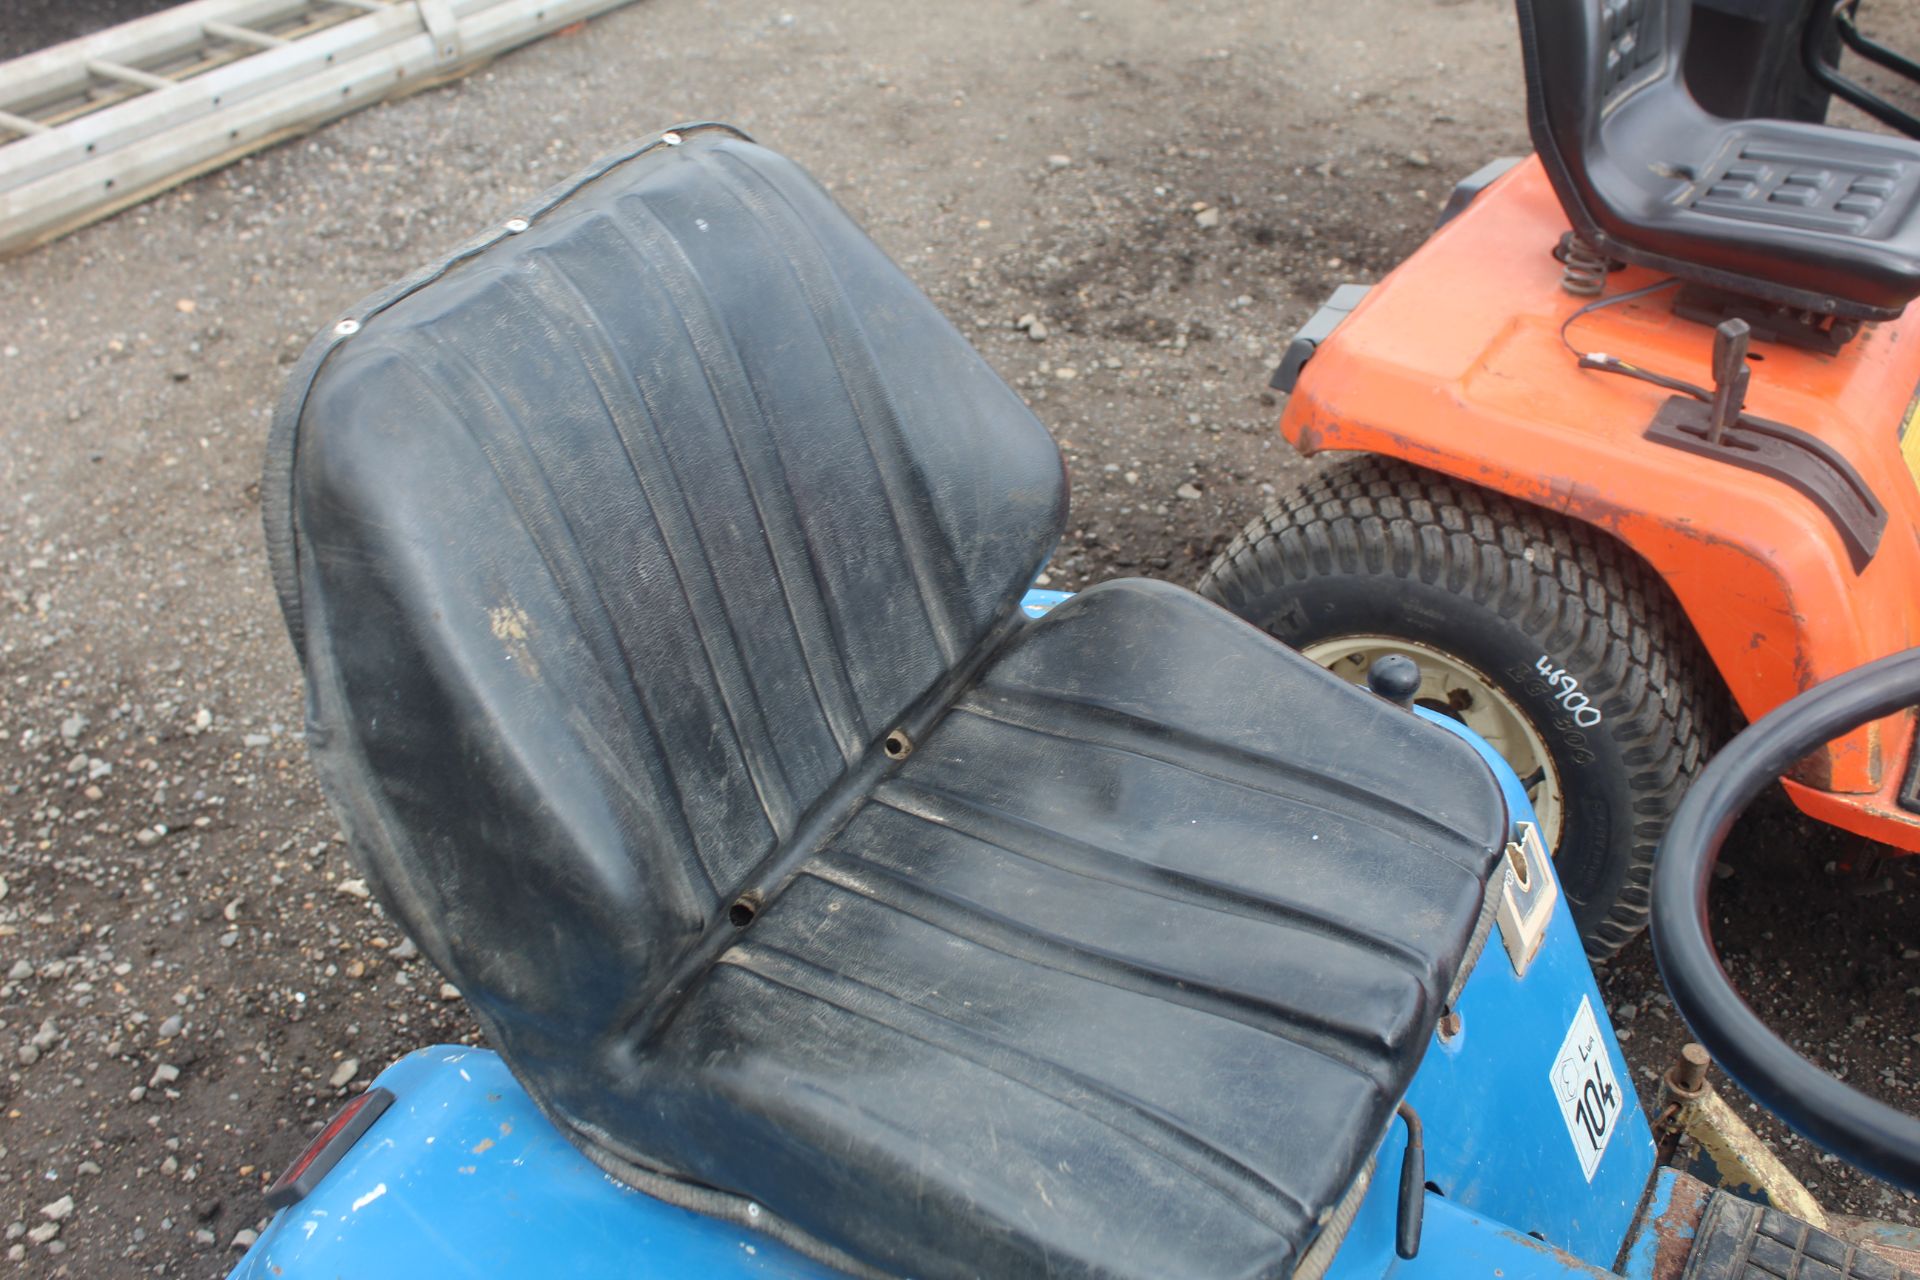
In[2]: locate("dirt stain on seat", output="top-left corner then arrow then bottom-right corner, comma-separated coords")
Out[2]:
489,604 -> 540,681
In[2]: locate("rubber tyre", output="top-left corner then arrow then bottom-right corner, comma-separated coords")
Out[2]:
1199,457 -> 1725,956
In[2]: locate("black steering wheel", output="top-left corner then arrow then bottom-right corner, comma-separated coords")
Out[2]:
1650,647 -> 1920,1193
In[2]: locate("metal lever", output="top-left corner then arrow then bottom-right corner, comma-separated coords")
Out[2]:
1706,318 -> 1751,445
1395,1101 -> 1425,1258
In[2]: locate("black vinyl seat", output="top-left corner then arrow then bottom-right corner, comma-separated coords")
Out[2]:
606,578 -> 1509,1278
265,126 -> 1509,1279
1517,0 -> 1920,319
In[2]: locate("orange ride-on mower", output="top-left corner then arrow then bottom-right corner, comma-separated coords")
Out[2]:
1201,0 -> 1920,954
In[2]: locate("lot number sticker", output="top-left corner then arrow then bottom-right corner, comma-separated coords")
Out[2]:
1551,996 -> 1621,1182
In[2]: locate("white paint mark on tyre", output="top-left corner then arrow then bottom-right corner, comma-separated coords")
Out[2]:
1535,655 -> 1603,727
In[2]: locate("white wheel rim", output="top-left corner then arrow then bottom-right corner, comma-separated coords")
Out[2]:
1300,635 -> 1566,852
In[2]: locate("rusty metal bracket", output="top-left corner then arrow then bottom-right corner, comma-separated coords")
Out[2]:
1630,1168 -> 1920,1276
1652,1043 -> 1830,1230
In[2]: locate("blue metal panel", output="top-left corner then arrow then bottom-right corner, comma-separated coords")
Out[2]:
1388,1190 -> 1619,1277
1329,1171 -> 1617,1278
1020,587 -> 1072,617
227,1046 -> 843,1280
1620,1168 -> 1694,1280
1402,708 -> 1659,1268
233,1042 -> 1641,1280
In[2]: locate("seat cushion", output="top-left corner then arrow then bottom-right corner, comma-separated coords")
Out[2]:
1606,110 -> 1920,316
564,580 -> 1509,1280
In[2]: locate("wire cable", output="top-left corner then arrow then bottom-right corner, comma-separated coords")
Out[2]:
1557,277 -> 1713,402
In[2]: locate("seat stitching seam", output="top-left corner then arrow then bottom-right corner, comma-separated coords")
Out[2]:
529,244 -> 801,848
716,944 -> 1317,1237
390,335 -> 721,905
874,779 -> 1440,973
956,688 -> 1497,875
803,851 -> 1396,1085
593,197 -> 868,764
707,147 -> 970,667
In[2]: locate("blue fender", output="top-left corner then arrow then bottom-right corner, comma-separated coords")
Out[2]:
1397,708 -> 1659,1265
228,1045 -> 847,1280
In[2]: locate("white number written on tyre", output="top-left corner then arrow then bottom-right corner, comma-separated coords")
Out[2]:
1535,656 -> 1604,727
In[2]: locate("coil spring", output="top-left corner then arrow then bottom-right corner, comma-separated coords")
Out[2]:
1559,235 -> 1609,297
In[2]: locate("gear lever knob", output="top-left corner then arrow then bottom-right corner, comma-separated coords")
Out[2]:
1367,654 -> 1422,707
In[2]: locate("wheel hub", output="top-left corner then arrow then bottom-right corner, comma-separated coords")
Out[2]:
1300,635 -> 1566,851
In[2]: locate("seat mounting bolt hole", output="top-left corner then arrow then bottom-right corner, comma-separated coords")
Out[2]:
883,730 -> 913,760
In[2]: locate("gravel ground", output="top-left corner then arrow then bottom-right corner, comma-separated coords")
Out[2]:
1,0 -> 1918,1275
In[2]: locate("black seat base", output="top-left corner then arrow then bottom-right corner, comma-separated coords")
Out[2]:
1671,284 -> 1861,354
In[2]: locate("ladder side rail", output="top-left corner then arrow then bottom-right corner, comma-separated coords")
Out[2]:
0,4 -> 422,193
0,0 -> 343,117
0,0 -> 635,257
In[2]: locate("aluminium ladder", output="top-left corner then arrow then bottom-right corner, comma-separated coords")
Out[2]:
0,0 -> 639,257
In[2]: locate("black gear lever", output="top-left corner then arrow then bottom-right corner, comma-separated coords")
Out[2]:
1706,318 -> 1751,445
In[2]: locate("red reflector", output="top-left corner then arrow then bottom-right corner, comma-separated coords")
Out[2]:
264,1086 -> 395,1210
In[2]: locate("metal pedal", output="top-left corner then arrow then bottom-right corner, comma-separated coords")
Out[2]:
1682,1191 -> 1919,1280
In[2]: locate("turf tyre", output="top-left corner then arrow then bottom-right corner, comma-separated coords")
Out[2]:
1199,456 -> 1724,956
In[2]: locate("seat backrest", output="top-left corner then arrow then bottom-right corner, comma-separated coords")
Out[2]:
1516,0 -> 1693,230
266,126 -> 1067,1072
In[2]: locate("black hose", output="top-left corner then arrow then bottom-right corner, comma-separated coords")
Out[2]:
1649,647 -> 1920,1192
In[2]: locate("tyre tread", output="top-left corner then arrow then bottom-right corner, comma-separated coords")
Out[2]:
1199,457 -> 1728,955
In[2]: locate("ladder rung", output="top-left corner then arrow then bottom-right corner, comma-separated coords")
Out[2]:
1,0 -> 643,258
202,21 -> 290,50
85,59 -> 177,92
0,109 -> 50,136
